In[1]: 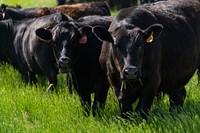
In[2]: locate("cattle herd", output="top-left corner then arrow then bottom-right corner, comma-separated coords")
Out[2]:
0,0 -> 200,119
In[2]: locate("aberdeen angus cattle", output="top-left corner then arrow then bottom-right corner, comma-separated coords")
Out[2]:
0,4 -> 21,20
56,1 -> 110,19
38,15 -> 112,115
0,2 -> 110,20
0,12 -> 73,90
56,0 -> 164,9
56,0 -> 136,9
92,0 -> 200,118
0,4 -> 55,20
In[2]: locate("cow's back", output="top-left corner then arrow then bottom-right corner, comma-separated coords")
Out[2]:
143,0 -> 200,89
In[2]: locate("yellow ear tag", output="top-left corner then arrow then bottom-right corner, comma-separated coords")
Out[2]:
146,31 -> 154,43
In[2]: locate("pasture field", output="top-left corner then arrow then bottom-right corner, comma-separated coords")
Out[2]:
0,0 -> 56,7
1,0 -> 200,132
1,64 -> 200,133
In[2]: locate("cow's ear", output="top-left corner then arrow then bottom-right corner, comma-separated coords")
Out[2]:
78,26 -> 92,44
0,4 -> 6,20
92,26 -> 114,44
35,28 -> 52,41
1,4 -> 6,11
144,24 -> 163,44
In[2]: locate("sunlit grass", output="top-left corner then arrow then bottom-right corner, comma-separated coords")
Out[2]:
0,0 -> 200,132
0,63 -> 199,132
0,0 -> 56,7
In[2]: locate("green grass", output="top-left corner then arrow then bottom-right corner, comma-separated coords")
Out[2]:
0,64 -> 200,133
1,0 -> 200,132
0,0 -> 56,7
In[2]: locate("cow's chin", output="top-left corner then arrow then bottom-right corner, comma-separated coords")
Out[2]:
124,75 -> 144,86
59,68 -> 70,73
125,75 -> 138,80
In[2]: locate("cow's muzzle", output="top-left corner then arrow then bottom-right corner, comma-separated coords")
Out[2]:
123,66 -> 138,80
58,56 -> 70,73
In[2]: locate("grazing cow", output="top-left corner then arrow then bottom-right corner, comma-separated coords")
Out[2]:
0,2 -> 110,20
39,15 -> 112,115
0,12 -> 72,90
92,0 -> 200,118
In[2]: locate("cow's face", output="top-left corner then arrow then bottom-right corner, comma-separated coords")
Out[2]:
36,22 -> 91,72
51,22 -> 82,73
93,24 -> 163,81
35,22 -> 80,73
54,23 -> 91,73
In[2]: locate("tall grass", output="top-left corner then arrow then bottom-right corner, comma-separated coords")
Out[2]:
1,0 -> 200,132
0,64 -> 200,132
0,0 -> 56,7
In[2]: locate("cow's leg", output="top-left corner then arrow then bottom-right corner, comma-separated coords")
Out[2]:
121,97 -> 134,119
106,73 -> 137,118
79,92 -> 91,116
66,72 -> 73,94
46,71 -> 58,91
29,72 -> 37,84
135,81 -> 159,119
20,72 -> 29,83
13,57 -> 29,83
68,73 -> 91,115
120,83 -> 139,119
36,61 -> 58,91
169,86 -> 186,112
92,75 -> 109,116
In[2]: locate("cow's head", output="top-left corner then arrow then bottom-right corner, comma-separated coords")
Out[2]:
0,4 -> 6,20
0,4 -> 22,20
93,24 -> 163,81
35,21 -> 91,73
56,23 -> 92,73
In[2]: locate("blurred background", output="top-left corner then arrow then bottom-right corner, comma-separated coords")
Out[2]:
0,0 -> 161,9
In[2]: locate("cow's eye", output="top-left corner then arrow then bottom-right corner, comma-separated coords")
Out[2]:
138,46 -> 144,56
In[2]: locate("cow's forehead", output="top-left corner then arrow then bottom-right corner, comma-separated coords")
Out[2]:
52,24 -> 73,34
112,25 -> 141,39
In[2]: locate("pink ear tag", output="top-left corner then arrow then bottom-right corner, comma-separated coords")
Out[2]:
79,33 -> 87,44
2,12 -> 5,19
0,12 -> 5,19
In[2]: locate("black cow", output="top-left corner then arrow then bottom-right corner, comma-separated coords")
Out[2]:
92,0 -> 200,118
38,15 -> 112,115
0,12 -> 73,90
0,4 -> 56,20
0,2 -> 110,20
56,0 -> 136,9
56,0 -> 165,9
0,4 -> 21,20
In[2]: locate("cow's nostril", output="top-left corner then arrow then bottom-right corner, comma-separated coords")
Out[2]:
124,68 -> 136,75
59,57 -> 70,68
59,57 -> 70,64
124,68 -> 138,79
58,57 -> 71,73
